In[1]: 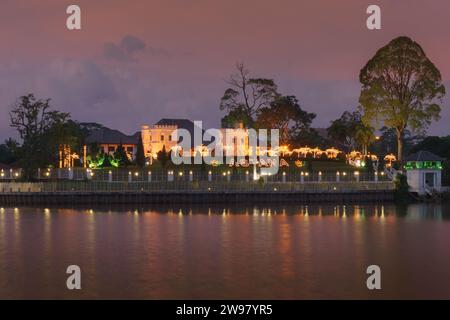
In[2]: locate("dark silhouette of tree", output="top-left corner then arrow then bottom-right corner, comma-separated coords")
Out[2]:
157,145 -> 169,168
113,143 -> 130,167
257,95 -> 316,146
221,107 -> 254,129
220,63 -> 280,127
327,111 -> 362,151
135,135 -> 146,167
0,139 -> 19,164
9,94 -> 70,180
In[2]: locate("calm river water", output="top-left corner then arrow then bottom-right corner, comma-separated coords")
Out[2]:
1,203 -> 450,299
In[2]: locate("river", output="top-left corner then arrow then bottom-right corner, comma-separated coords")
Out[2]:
0,203 -> 449,299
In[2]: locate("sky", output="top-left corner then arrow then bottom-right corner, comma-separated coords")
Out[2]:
1,0 -> 450,140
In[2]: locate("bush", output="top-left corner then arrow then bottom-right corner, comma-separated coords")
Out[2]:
394,173 -> 410,201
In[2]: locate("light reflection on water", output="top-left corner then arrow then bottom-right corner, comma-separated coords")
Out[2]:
0,204 -> 450,299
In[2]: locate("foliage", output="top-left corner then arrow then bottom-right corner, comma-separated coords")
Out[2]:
135,135 -> 146,167
87,152 -> 106,169
0,139 -> 19,164
359,36 -> 446,161
355,123 -> 375,155
220,63 -> 280,127
113,144 -> 130,167
221,106 -> 254,128
45,119 -> 86,166
157,145 -> 170,168
9,94 -> 71,179
394,173 -> 410,201
327,110 -> 363,151
256,95 -> 316,146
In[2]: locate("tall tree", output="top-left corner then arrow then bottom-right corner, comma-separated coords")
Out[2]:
9,94 -> 70,179
113,143 -> 130,167
221,107 -> 254,129
327,111 -> 362,151
46,120 -> 86,167
359,36 -> 445,162
220,63 -> 279,127
355,123 -> 375,155
256,95 -> 316,146
157,145 -> 169,168
135,135 -> 146,167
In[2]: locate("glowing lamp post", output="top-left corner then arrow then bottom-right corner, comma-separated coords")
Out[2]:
86,169 -> 93,180
354,171 -> 360,182
148,171 -> 152,182
300,172 -> 305,184
108,170 -> 113,183
282,171 -> 286,183
208,171 -> 212,182
318,171 -> 322,182
336,171 -> 340,182
168,170 -> 174,182
189,171 -> 193,182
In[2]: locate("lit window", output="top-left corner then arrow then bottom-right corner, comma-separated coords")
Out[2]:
161,135 -> 164,141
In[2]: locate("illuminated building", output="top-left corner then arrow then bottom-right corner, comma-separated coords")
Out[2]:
405,151 -> 444,196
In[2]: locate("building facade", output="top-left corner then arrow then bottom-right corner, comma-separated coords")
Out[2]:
141,119 -> 203,158
85,127 -> 140,161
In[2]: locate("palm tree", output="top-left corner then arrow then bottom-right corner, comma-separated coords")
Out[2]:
355,124 -> 375,155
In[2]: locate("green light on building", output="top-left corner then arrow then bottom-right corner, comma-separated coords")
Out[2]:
404,161 -> 442,170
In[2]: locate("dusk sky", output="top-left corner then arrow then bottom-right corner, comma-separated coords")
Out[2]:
1,0 -> 449,139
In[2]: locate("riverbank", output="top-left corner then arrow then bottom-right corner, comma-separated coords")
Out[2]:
0,181 -> 395,205
0,190 -> 394,206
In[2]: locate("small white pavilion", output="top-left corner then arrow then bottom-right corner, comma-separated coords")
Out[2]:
404,151 -> 444,196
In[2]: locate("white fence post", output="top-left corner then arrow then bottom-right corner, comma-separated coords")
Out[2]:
86,169 -> 93,180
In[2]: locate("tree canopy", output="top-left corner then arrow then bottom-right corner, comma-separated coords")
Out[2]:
220,63 -> 279,128
9,94 -> 74,179
359,36 -> 446,161
257,95 -> 316,146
